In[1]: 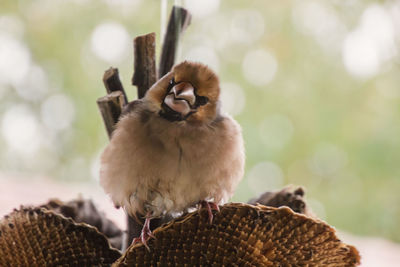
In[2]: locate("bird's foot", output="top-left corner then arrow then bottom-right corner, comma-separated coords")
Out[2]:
199,200 -> 220,224
131,214 -> 155,251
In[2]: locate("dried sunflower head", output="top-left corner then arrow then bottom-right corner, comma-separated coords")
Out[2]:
116,203 -> 360,267
0,207 -> 121,267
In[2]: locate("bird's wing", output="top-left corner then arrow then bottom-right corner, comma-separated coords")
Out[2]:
121,100 -> 143,117
120,71 -> 173,117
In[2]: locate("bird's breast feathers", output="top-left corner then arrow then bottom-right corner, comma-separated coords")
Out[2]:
100,108 -> 244,217
100,61 -> 244,218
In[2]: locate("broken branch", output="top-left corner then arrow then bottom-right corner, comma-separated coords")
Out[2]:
158,6 -> 192,78
132,32 -> 157,99
103,67 -> 128,104
96,91 -> 126,139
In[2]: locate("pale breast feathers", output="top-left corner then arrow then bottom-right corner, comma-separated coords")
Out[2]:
100,61 -> 245,218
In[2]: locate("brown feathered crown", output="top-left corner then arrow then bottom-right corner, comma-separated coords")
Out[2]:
146,61 -> 220,124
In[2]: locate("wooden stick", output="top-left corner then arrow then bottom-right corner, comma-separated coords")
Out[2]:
158,6 -> 192,78
103,67 -> 128,104
96,91 -> 126,139
132,32 -> 157,99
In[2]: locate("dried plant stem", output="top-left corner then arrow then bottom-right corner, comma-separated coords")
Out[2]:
132,33 -> 157,99
97,91 -> 126,139
158,6 -> 191,78
103,67 -> 128,104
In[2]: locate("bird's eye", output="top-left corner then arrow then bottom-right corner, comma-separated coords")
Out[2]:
197,96 -> 209,106
167,78 -> 176,92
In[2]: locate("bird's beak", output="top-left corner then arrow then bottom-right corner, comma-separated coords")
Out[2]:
164,82 -> 196,117
171,82 -> 196,106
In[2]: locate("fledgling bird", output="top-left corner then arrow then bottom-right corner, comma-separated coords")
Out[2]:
100,61 -> 245,247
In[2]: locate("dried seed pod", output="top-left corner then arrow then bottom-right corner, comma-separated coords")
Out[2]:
0,207 -> 121,267
40,198 -> 123,249
248,185 -> 310,216
115,203 -> 360,267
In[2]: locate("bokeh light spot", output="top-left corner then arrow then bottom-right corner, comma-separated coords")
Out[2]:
342,4 -> 397,78
1,105 -> 40,155
15,65 -> 49,102
184,0 -> 220,18
0,33 -> 31,86
90,22 -> 130,63
247,161 -> 284,195
230,9 -> 265,44
220,82 -> 246,116
342,29 -> 380,78
242,49 -> 277,87
292,1 -> 346,52
41,94 -> 76,131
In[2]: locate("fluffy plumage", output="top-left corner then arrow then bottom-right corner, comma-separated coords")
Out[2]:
100,61 -> 245,220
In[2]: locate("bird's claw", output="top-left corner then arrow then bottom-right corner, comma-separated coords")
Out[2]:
131,215 -> 155,251
199,200 -> 220,224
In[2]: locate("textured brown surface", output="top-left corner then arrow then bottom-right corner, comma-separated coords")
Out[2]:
115,203 -> 360,267
41,198 -> 123,250
0,207 -> 121,267
132,32 -> 157,98
249,185 -> 312,216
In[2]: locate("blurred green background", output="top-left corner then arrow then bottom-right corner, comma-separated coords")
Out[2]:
1,0 -> 399,243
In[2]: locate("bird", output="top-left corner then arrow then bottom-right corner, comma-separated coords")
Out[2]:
100,61 -> 245,248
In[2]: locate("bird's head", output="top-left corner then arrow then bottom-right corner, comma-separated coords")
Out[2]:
145,61 -> 220,124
